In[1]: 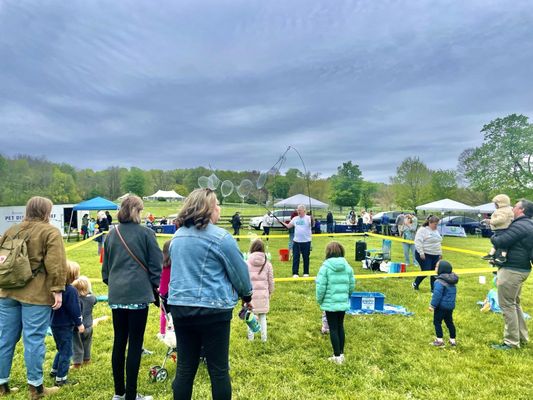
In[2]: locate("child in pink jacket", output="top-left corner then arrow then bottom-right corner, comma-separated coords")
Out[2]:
246,239 -> 275,341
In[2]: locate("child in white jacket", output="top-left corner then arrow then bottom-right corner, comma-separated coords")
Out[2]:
246,239 -> 274,341
482,194 -> 514,264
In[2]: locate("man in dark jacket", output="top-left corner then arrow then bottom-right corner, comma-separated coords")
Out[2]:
231,212 -> 242,241
490,199 -> 533,350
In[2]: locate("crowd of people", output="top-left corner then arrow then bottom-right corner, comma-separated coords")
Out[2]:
0,193 -> 532,400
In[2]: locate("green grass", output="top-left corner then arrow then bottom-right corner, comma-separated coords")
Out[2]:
6,232 -> 533,399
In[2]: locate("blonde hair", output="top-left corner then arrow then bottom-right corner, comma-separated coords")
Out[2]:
325,241 -> 345,259
177,188 -> 217,230
72,275 -> 92,297
117,195 -> 144,224
162,240 -> 171,267
24,196 -> 53,223
66,260 -> 81,285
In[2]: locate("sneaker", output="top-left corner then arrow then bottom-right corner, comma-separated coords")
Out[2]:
495,256 -> 507,264
481,254 -> 494,260
111,395 -> 125,400
303,274 -> 309,277
430,339 -> 445,347
141,348 -> 153,356
292,274 -> 299,278
449,340 -> 457,347
135,394 -> 153,400
339,354 -> 345,363
327,355 -> 343,364
0,383 -> 19,394
411,282 -> 419,291
55,379 -> 78,387
320,327 -> 330,335
49,370 -> 57,378
491,343 -> 514,350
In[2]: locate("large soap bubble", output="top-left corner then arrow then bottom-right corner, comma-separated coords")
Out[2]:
236,179 -> 253,199
220,180 -> 234,197
256,172 -> 268,189
198,176 -> 210,189
208,173 -> 220,190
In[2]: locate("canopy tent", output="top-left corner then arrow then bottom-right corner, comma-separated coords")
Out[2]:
274,194 -> 328,209
416,198 -> 475,213
68,197 -> 118,241
476,202 -> 496,214
144,190 -> 184,201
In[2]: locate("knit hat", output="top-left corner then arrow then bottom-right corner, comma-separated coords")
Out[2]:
437,260 -> 453,275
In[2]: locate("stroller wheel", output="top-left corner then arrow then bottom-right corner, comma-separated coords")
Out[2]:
156,368 -> 168,382
149,365 -> 161,382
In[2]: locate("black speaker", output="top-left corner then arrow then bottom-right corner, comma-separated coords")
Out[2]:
355,240 -> 367,261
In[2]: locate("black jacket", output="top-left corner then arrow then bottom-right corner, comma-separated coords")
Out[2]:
491,215 -> 533,271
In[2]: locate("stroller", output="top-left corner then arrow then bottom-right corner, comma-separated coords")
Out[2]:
149,297 -> 176,383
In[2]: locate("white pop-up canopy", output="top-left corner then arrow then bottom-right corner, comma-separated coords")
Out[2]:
274,194 -> 328,209
144,190 -> 184,201
475,202 -> 496,214
416,198 -> 475,213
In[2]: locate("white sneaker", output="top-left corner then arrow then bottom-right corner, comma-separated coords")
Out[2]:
303,274 -> 309,277
112,395 -> 125,400
292,274 -> 299,278
339,354 -> 345,363
327,355 -> 343,364
136,394 -> 153,400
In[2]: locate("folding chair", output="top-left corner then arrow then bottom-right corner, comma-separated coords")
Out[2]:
365,239 -> 392,272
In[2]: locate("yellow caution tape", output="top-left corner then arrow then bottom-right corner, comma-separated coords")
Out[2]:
65,233 -> 103,252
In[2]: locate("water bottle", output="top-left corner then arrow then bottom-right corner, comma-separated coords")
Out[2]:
244,310 -> 261,333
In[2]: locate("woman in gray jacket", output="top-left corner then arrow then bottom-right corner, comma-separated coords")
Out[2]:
412,215 -> 442,291
102,195 -> 162,400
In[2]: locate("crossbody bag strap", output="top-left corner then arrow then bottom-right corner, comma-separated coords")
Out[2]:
114,225 -> 148,273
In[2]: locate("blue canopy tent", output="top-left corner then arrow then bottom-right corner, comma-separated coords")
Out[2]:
67,197 -> 119,241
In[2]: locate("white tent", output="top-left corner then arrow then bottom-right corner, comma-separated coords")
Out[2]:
416,198 -> 475,213
144,190 -> 184,201
274,194 -> 328,209
476,202 -> 496,214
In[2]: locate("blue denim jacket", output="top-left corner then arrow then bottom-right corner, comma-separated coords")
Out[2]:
167,223 -> 253,309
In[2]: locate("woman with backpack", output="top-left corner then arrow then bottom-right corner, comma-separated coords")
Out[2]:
0,196 -> 67,399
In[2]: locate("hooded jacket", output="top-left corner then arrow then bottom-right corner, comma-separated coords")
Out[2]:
431,273 -> 459,310
316,257 -> 355,312
246,252 -> 274,314
490,194 -> 514,230
491,215 -> 533,271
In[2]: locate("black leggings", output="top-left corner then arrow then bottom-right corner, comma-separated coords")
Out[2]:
414,251 -> 440,291
170,313 -> 231,400
111,308 -> 149,400
325,311 -> 345,356
433,308 -> 456,339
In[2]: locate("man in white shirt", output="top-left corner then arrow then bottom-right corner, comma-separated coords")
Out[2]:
284,205 -> 312,278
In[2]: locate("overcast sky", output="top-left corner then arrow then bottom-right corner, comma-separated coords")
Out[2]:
1,0 -> 532,182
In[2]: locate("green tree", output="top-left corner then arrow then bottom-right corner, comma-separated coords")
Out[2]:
330,161 -> 363,210
267,176 -> 290,199
359,181 -> 378,209
460,114 -> 533,198
430,169 -> 458,200
123,167 -> 147,196
48,168 -> 81,203
391,157 -> 432,211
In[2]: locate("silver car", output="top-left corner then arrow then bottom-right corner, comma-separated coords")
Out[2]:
249,210 -> 294,230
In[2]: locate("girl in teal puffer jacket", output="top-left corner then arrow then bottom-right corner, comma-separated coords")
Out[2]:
316,242 -> 355,364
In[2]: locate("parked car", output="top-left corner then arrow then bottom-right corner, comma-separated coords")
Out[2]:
372,211 -> 410,224
249,210 -> 294,230
438,216 -> 480,234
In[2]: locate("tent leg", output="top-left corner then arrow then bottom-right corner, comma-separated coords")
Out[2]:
66,211 -> 74,242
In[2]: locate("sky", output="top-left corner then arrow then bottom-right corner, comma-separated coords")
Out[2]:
1,0 -> 533,182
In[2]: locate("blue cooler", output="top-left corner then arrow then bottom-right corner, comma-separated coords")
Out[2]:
350,292 -> 385,311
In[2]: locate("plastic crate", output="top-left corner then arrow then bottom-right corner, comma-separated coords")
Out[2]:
350,292 -> 385,311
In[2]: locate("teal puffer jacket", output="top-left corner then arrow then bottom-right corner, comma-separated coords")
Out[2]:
316,257 -> 355,312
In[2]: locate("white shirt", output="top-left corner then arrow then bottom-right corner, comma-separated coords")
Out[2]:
291,215 -> 312,243
414,226 -> 442,256
262,214 -> 273,227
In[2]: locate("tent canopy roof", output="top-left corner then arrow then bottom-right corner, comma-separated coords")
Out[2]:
416,198 -> 475,213
274,194 -> 328,209
145,190 -> 184,199
476,202 -> 496,214
73,196 -> 118,211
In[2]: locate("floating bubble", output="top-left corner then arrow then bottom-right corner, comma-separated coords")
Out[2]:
198,176 -> 210,189
256,172 -> 268,189
236,179 -> 253,199
208,173 -> 220,190
220,180 -> 234,197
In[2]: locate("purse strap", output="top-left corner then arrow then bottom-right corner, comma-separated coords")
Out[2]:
114,225 -> 148,273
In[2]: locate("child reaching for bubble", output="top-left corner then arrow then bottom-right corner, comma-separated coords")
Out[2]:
316,242 -> 355,364
482,194 -> 514,264
429,260 -> 458,347
245,239 -> 274,341
72,276 -> 97,368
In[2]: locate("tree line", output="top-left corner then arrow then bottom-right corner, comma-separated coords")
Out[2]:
1,114 -> 531,209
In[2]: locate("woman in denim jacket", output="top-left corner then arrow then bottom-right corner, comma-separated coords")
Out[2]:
168,189 -> 253,400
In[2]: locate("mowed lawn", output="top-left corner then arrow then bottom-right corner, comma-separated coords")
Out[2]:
5,231 -> 533,399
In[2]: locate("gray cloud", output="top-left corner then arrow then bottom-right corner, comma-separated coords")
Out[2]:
1,0 -> 533,182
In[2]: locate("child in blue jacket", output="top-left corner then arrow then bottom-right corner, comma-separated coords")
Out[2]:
429,260 -> 458,347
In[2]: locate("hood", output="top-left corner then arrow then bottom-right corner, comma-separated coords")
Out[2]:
248,251 -> 268,268
437,272 -> 459,285
492,194 -> 511,208
324,257 -> 350,272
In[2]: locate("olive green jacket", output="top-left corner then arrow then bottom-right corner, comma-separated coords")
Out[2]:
0,221 -> 67,305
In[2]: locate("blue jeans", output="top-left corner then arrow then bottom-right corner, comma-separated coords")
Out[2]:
0,298 -> 51,386
292,241 -> 311,276
402,243 -> 418,266
51,326 -> 74,380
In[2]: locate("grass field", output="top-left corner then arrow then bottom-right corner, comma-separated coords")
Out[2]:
5,228 -> 533,399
